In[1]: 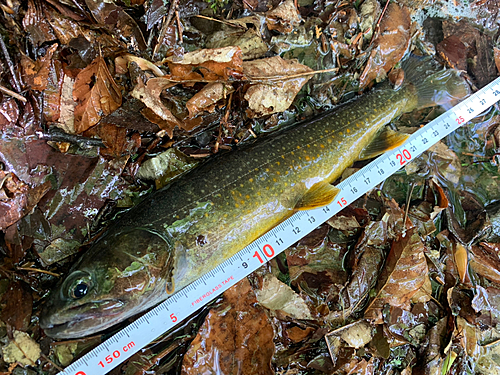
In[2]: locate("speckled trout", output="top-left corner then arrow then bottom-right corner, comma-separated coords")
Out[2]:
40,60 -> 468,338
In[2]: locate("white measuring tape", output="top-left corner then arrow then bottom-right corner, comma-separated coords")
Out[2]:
59,76 -> 500,375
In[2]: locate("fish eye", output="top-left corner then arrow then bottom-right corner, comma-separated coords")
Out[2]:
62,271 -> 93,300
71,282 -> 89,299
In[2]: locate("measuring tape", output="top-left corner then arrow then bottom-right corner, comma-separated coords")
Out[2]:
59,76 -> 500,375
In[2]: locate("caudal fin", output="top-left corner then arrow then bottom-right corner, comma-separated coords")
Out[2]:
402,56 -> 470,110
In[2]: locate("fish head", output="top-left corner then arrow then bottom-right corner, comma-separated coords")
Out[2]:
40,228 -> 174,339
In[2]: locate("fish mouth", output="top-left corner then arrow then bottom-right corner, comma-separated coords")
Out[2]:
41,299 -> 126,339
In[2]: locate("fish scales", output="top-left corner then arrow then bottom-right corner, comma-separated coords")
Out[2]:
40,62 -> 468,338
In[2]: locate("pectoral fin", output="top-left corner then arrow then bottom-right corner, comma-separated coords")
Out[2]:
294,181 -> 340,211
359,128 -> 409,160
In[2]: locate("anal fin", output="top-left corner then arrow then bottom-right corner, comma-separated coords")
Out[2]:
359,128 -> 409,160
295,181 -> 340,211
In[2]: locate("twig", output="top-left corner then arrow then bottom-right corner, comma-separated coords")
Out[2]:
193,15 -> 246,28
16,267 -> 60,277
0,35 -> 21,92
403,182 -> 415,229
368,0 -> 391,47
153,0 -> 180,57
37,128 -> 105,147
0,85 -> 26,102
175,10 -> 183,44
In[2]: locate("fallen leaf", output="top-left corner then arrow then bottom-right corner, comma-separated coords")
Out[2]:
437,35 -> 467,71
0,281 -> 32,331
359,3 -> 411,88
22,0 -> 56,46
265,0 -> 302,34
2,330 -> 41,366
85,0 -> 146,51
255,274 -> 313,320
494,47 -> 500,74
21,43 -> 58,91
469,243 -> 500,284
364,228 -> 429,323
186,82 -> 234,118
243,56 -> 313,117
73,56 -> 122,134
181,278 -> 274,375
131,78 -> 183,138
166,46 -> 244,82
338,320 -> 373,349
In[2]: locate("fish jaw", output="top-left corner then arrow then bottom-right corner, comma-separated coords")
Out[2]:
40,228 -> 174,339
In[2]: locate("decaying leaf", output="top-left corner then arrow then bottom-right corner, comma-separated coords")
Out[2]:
165,46 -> 244,82
186,82 -> 234,118
265,0 -> 302,34
0,281 -> 32,331
73,56 -> 122,133
131,78 -> 183,138
365,228 -> 429,323
255,273 -> 313,320
2,330 -> 41,366
181,278 -> 274,375
21,43 -> 58,91
243,56 -> 313,117
359,3 -> 411,88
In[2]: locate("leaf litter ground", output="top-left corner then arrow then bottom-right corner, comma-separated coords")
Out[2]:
0,0 -> 500,374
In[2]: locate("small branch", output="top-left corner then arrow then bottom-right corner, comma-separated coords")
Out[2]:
0,36 -> 22,93
153,0 -> 180,57
0,85 -> 27,102
16,267 -> 60,277
37,128 -> 105,148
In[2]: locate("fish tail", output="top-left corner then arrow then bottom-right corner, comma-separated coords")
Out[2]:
402,55 -> 470,110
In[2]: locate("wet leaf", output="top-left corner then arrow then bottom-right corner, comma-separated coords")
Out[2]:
1,330 -> 41,366
22,0 -> 56,46
181,278 -> 274,375
494,47 -> 500,74
359,3 -> 411,88
21,44 -> 58,91
243,56 -> 313,118
365,228 -> 429,323
131,78 -> 184,138
186,82 -> 234,118
255,274 -> 313,320
0,281 -> 32,331
73,56 -> 122,134
265,0 -> 302,34
84,0 -> 146,51
469,243 -> 500,284
166,46 -> 244,82
137,148 -> 199,188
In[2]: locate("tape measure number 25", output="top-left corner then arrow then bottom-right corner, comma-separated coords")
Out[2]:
61,76 -> 500,375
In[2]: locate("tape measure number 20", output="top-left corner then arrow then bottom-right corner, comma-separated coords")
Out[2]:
60,76 -> 500,375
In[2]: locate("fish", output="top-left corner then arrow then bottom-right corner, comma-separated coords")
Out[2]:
40,58 -> 468,339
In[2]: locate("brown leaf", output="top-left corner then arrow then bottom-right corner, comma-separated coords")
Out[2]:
469,243 -> 500,284
21,43 -> 58,91
437,35 -> 467,71
85,0 -> 146,51
181,278 -> 275,375
494,47 -> 500,75
186,82 -> 234,118
73,56 -> 122,133
243,56 -> 313,118
22,0 -> 56,46
359,3 -> 411,88
166,46 -> 245,82
0,171 -> 28,230
265,0 -> 302,34
0,281 -> 33,331
364,228 -> 428,323
131,78 -> 182,138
